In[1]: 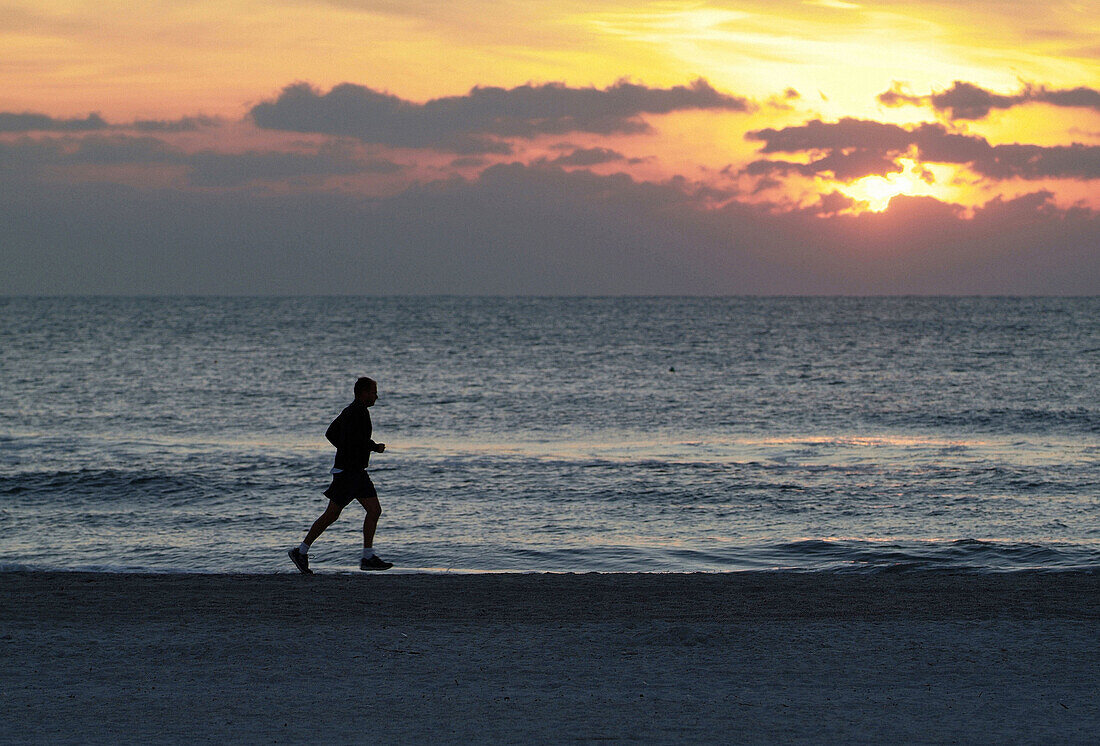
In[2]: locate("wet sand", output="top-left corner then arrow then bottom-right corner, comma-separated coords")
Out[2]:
3,571 -> 1098,744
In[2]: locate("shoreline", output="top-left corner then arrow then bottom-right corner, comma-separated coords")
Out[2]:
4,569 -> 1100,622
4,571 -> 1098,744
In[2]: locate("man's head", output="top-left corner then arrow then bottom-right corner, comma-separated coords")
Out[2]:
354,376 -> 378,406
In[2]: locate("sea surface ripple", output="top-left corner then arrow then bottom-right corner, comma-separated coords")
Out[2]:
1,297 -> 1097,573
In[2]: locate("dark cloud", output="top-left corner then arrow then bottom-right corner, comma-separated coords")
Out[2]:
746,118 -> 1100,181
745,149 -> 903,182
813,190 -> 859,216
972,143 -> 1100,180
0,112 -> 224,134
766,88 -> 802,110
1034,86 -> 1100,110
131,116 -> 223,133
0,134 -> 403,186
750,175 -> 783,194
68,135 -> 178,164
187,146 -> 400,187
746,118 -> 914,154
544,147 -> 627,167
972,190 -> 1059,223
907,124 -> 987,164
0,166 -> 721,294
0,135 -> 182,172
2,162 -> 1095,295
0,137 -> 66,167
449,156 -> 489,168
0,111 -> 108,133
878,81 -> 1100,120
866,193 -> 964,223
249,79 -> 752,152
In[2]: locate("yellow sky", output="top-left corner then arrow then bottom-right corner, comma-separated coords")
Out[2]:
2,0 -> 1096,118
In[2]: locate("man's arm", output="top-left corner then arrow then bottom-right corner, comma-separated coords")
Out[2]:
325,416 -> 343,448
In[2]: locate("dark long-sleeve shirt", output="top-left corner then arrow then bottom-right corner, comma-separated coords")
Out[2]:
325,401 -> 377,471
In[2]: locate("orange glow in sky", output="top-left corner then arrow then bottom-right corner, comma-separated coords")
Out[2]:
1,0 -> 1098,213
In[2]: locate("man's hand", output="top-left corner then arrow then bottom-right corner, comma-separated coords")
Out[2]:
374,442 -> 386,453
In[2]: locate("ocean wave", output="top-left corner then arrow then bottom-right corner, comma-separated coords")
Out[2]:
373,539 -> 1100,575
883,408 -> 1100,434
0,468 -> 221,503
2,538 -> 1097,575
764,538 -> 1100,573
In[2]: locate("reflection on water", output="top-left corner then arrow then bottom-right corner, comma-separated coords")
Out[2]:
399,433 -> 1097,468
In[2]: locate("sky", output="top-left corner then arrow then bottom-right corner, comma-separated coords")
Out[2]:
1,0 -> 1098,294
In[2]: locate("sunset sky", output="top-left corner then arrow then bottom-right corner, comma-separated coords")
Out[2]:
2,0 -> 1098,293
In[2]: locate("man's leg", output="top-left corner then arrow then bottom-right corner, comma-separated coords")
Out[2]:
358,495 -> 392,570
358,495 -> 381,549
304,500 -> 344,546
289,500 -> 344,574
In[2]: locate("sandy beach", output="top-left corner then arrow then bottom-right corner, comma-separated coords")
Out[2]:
3,571 -> 1098,744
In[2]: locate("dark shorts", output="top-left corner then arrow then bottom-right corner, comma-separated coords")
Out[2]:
323,470 -> 377,509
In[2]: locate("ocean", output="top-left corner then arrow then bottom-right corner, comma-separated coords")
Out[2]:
1,296 -> 1097,574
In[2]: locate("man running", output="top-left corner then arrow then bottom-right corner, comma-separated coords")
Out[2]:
289,376 -> 393,573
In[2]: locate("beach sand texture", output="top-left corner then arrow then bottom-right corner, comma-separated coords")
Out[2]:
3,572 -> 1098,744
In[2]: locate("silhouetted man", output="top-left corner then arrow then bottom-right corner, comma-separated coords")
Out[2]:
289,376 -> 393,573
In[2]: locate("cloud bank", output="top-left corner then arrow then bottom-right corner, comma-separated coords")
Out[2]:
0,112 -> 108,132
2,163 -> 1096,295
250,79 -> 752,152
0,135 -> 403,186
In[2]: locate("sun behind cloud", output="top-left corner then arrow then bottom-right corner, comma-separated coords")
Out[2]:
840,161 -> 939,212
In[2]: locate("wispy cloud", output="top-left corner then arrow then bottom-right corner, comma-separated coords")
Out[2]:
0,112 -> 108,132
541,147 -> 634,167
747,118 -> 1100,181
0,134 -> 403,186
878,80 -> 1100,120
0,111 -> 222,133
